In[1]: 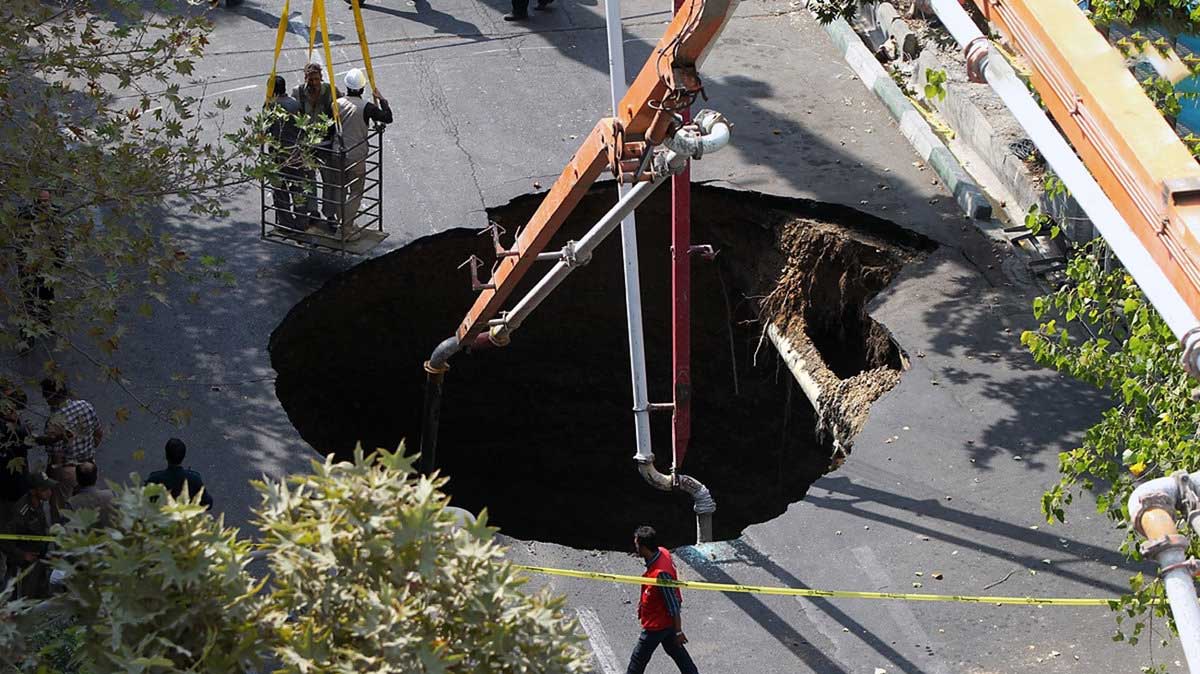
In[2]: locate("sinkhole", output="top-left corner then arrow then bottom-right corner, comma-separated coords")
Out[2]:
270,185 -> 934,550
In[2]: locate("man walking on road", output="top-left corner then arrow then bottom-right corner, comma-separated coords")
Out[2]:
626,525 -> 700,674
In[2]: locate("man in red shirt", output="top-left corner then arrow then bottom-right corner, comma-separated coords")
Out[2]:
626,525 -> 701,674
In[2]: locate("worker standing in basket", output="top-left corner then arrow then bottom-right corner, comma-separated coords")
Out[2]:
332,68 -> 392,231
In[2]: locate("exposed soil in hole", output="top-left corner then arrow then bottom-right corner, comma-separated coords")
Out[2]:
270,185 -> 933,550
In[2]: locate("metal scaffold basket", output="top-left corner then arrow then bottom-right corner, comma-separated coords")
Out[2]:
259,125 -> 389,255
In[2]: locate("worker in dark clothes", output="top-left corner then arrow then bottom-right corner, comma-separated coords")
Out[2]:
0,472 -> 61,599
626,525 -> 700,674
265,75 -> 307,228
146,438 -> 213,509
0,384 -> 31,512
505,0 -> 553,22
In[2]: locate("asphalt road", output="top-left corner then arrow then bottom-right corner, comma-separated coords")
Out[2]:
14,0 -> 1180,671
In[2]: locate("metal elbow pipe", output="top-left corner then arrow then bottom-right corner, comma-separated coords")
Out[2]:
663,109 -> 732,159
636,458 -> 716,543
637,459 -> 674,492
426,336 -> 462,374
1127,471 -> 1200,537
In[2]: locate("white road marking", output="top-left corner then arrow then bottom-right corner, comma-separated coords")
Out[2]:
576,606 -> 623,674
851,546 -> 951,674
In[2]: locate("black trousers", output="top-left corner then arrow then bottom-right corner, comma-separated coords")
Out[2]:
626,628 -> 700,674
511,0 -> 529,15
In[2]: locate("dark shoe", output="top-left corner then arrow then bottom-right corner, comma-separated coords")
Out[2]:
535,0 -> 554,9
503,12 -> 529,20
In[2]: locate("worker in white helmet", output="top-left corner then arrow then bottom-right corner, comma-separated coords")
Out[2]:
329,67 -> 393,232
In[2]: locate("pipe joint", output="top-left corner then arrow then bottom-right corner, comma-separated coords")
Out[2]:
675,473 -> 717,515
662,109 -> 732,160
636,458 -> 675,492
488,324 -> 512,347
1183,327 -> 1200,380
1141,533 -> 1192,560
963,35 -> 990,84
427,336 -> 462,372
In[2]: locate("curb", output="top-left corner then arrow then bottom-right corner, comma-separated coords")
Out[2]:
821,16 -> 993,220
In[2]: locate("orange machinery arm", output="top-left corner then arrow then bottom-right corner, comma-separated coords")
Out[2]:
971,0 -> 1200,328
452,0 -> 739,344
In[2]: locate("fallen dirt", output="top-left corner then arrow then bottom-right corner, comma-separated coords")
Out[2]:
759,217 -> 925,463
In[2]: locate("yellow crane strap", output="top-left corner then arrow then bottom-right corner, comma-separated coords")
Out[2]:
307,0 -> 320,63
314,0 -> 341,127
265,0 -> 292,105
349,0 -> 377,94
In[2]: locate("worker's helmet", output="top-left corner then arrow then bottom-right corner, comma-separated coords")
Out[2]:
344,68 -> 367,91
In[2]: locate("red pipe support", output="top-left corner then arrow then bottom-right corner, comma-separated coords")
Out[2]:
671,0 -> 692,471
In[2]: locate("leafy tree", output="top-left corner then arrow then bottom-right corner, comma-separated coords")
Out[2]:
257,448 -> 590,673
1088,0 -> 1200,30
0,0 -> 255,417
1021,240 -> 1197,644
0,448 -> 591,673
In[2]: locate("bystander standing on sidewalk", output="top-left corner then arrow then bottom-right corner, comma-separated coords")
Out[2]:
36,379 -> 101,504
147,438 -> 213,510
0,472 -> 61,598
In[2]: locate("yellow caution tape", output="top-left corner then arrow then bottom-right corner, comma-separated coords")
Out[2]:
0,533 -> 54,542
513,564 -> 1117,607
349,0 -> 377,94
0,531 -> 1122,607
266,0 -> 292,105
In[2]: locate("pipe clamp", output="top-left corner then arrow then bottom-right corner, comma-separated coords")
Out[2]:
1160,558 -> 1200,578
1140,533 -> 1191,559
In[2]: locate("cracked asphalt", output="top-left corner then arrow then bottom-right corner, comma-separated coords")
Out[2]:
10,0 -> 1181,670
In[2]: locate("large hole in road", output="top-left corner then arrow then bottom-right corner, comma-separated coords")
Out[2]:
270,185 -> 933,551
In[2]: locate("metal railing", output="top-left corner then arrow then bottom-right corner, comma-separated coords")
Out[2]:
259,125 -> 387,253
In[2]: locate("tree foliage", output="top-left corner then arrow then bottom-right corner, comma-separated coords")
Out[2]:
1087,0 -> 1200,30
1021,241 -> 1197,643
0,448 -> 591,673
0,0 -> 257,411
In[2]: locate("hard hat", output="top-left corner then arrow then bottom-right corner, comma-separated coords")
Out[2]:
344,68 -> 367,91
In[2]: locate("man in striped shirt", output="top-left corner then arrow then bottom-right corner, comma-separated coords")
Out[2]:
626,525 -> 701,674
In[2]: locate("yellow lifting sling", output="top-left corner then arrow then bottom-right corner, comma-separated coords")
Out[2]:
263,0 -> 379,126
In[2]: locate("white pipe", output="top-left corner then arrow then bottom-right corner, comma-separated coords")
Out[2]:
504,177 -> 667,332
1126,472 -> 1200,672
928,0 -> 1200,354
603,0 -> 656,467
